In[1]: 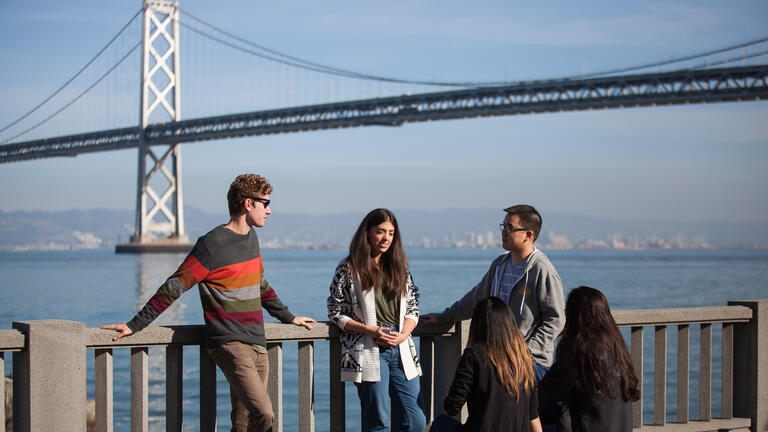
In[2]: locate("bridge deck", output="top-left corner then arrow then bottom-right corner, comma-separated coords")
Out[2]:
2,65 -> 766,163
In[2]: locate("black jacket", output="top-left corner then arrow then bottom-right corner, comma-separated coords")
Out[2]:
539,359 -> 633,432
444,344 -> 538,432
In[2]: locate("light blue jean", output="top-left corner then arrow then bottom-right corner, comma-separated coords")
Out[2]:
355,324 -> 426,432
534,363 -> 550,383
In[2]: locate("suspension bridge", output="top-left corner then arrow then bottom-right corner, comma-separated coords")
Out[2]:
1,1 -> 767,251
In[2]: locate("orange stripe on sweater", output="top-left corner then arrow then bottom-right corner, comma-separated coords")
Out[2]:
204,257 -> 262,289
206,273 -> 261,291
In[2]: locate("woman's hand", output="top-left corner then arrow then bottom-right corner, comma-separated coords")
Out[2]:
370,326 -> 388,347
376,317 -> 417,347
376,327 -> 407,347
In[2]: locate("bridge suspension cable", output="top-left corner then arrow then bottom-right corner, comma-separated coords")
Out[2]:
0,8 -> 143,137
689,49 -> 768,70
1,42 -> 142,145
572,37 -> 768,80
181,9 -> 768,87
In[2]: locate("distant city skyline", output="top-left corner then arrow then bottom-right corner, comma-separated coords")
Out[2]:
1,1 -> 767,224
3,207 -> 766,252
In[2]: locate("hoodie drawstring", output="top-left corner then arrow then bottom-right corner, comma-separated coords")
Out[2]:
520,269 -> 529,315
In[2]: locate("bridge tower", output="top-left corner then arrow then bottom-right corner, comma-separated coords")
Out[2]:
117,0 -> 192,253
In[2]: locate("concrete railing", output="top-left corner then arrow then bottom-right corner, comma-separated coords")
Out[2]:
612,301 -> 765,432
1,299 -> 766,432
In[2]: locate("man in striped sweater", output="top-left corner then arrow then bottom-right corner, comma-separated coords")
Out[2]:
102,174 -> 316,432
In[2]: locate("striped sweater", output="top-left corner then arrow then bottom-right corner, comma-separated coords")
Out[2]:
126,225 -> 295,348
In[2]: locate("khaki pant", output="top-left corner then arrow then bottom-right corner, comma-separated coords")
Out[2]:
209,341 -> 273,432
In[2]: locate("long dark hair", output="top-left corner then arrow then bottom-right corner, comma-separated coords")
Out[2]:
468,297 -> 534,400
347,208 -> 408,298
556,286 -> 640,402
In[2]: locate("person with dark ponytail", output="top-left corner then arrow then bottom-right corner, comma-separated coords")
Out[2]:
432,297 -> 542,432
540,286 -> 640,432
327,208 -> 426,432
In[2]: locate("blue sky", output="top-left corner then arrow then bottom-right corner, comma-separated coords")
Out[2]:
1,1 -> 767,222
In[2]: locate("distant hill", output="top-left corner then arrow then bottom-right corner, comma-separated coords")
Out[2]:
0,207 -> 766,251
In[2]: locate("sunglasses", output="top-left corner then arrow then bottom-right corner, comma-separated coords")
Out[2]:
245,196 -> 270,208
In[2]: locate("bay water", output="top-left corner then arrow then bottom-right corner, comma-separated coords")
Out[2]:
1,248 -> 767,430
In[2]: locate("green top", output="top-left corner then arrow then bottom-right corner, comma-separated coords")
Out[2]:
375,284 -> 400,325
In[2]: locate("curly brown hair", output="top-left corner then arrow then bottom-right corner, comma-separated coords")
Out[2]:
227,174 -> 273,216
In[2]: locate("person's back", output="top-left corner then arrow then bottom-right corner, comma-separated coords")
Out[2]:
539,286 -> 639,432
435,297 -> 542,432
445,344 -> 538,432
541,362 -> 632,432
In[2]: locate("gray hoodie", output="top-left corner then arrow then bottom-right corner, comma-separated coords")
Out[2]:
436,249 -> 565,366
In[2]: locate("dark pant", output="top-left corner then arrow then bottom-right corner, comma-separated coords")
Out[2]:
428,414 -> 461,432
535,363 -> 559,432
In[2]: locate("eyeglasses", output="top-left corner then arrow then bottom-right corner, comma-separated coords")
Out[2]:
500,223 -> 528,233
245,196 -> 270,208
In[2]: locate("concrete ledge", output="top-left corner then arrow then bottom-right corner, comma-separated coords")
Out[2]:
265,322 -> 331,341
87,325 -> 206,348
613,306 -> 752,327
634,417 -> 751,431
413,321 -> 460,337
0,330 -> 24,351
87,321 -> 463,349
89,323 -> 334,348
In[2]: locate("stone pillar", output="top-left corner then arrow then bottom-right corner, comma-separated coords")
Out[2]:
729,299 -> 767,432
12,320 -> 86,432
432,320 -> 470,421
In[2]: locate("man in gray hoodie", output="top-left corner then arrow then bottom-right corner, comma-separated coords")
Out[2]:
422,204 -> 565,379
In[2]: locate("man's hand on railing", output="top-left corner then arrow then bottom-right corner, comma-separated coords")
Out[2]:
291,316 -> 317,330
100,323 -> 133,341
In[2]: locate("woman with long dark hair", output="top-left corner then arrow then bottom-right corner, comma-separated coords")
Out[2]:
435,297 -> 542,432
540,286 -> 640,432
327,208 -> 426,431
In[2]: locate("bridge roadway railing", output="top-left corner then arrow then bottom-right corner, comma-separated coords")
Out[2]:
2,65 -> 767,163
0,299 -> 766,432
